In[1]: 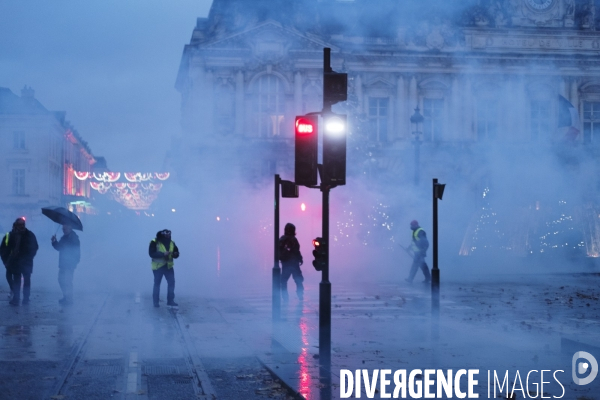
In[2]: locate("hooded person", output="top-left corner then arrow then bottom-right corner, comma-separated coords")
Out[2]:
0,218 -> 38,305
149,229 -> 179,308
406,220 -> 431,284
51,224 -> 81,305
278,222 -> 304,301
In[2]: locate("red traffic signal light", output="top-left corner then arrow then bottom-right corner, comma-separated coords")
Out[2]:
312,237 -> 327,271
295,115 -> 318,187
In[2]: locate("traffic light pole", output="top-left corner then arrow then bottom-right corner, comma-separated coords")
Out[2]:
319,184 -> 331,367
273,174 -> 281,322
432,178 -> 440,319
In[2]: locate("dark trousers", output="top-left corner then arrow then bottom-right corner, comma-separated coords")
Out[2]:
5,270 -> 12,293
408,253 -> 431,282
58,268 -> 75,301
153,265 -> 175,305
9,272 -> 31,302
281,263 -> 304,301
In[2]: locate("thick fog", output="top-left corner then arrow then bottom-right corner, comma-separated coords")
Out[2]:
2,4 -> 600,382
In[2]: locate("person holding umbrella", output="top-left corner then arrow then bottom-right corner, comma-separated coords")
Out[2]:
42,206 -> 82,306
51,225 -> 80,305
0,218 -> 39,306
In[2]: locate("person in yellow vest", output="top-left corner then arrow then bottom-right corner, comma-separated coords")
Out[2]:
406,220 -> 431,284
149,229 -> 179,308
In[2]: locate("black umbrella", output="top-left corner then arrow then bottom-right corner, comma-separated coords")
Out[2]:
41,206 -> 83,231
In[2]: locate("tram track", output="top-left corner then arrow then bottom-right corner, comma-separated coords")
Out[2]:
168,307 -> 217,399
46,294 -> 110,400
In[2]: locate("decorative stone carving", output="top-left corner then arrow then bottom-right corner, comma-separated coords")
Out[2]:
406,18 -> 461,50
582,0 -> 597,31
510,0 -> 564,27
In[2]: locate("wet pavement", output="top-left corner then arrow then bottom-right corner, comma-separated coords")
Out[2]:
1,272 -> 600,399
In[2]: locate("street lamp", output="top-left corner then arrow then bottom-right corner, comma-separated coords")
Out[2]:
410,106 -> 424,186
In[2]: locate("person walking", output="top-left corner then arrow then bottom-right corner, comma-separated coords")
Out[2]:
278,223 -> 304,302
149,229 -> 179,308
0,218 -> 38,305
406,220 -> 431,284
51,224 -> 80,305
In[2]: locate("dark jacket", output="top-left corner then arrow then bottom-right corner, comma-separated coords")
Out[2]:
52,231 -> 80,269
148,238 -> 179,267
0,229 -> 39,274
278,234 -> 303,266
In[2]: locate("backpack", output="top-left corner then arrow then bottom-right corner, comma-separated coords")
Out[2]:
279,236 -> 294,262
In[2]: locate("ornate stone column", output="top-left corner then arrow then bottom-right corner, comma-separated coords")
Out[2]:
450,75 -> 460,142
355,74 -> 363,113
396,75 -> 406,140
294,72 -> 302,115
235,71 -> 244,136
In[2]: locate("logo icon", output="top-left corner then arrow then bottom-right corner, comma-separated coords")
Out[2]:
572,351 -> 598,385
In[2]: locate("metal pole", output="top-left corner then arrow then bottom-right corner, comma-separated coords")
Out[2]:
273,175 -> 281,322
323,48 -> 332,113
432,179 -> 440,318
319,185 -> 331,368
415,140 -> 421,186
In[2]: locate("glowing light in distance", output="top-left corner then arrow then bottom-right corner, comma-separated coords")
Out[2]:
312,239 -> 321,247
216,216 -> 220,221
296,118 -> 314,134
301,203 -> 306,211
324,116 -> 345,136
171,209 -> 176,212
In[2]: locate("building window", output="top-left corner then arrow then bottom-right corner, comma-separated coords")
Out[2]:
583,102 -> 600,143
253,75 -> 286,137
423,98 -> 444,141
12,169 -> 25,195
477,100 -> 498,141
215,83 -> 235,136
530,100 -> 550,142
368,97 -> 389,142
13,131 -> 25,149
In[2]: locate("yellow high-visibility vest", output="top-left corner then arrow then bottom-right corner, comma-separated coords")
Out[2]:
411,228 -> 424,252
151,239 -> 175,270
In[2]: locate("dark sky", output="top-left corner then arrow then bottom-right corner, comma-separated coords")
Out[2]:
0,0 -> 213,171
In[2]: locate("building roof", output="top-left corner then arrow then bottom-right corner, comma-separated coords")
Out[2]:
0,87 -> 51,115
198,0 -> 600,38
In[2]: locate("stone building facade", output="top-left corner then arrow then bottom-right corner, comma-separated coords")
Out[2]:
175,0 -> 600,256
176,0 -> 600,182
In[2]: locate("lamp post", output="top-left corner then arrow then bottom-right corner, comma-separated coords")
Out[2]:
410,106 -> 424,186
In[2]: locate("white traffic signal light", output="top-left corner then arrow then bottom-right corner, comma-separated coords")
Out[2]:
323,113 -> 347,186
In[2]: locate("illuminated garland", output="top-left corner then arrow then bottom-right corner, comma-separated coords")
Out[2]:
77,172 -> 170,210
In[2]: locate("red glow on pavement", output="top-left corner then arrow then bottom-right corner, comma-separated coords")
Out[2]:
297,318 -> 312,399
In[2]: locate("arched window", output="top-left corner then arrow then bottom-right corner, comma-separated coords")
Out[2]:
581,84 -> 600,144
252,75 -> 286,137
419,80 -> 447,142
303,82 -> 321,114
527,82 -> 553,142
215,81 -> 235,136
475,83 -> 500,141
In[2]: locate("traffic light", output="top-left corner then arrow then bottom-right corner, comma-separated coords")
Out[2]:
312,237 -> 327,271
322,113 -> 347,186
323,71 -> 347,110
295,115 -> 318,187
